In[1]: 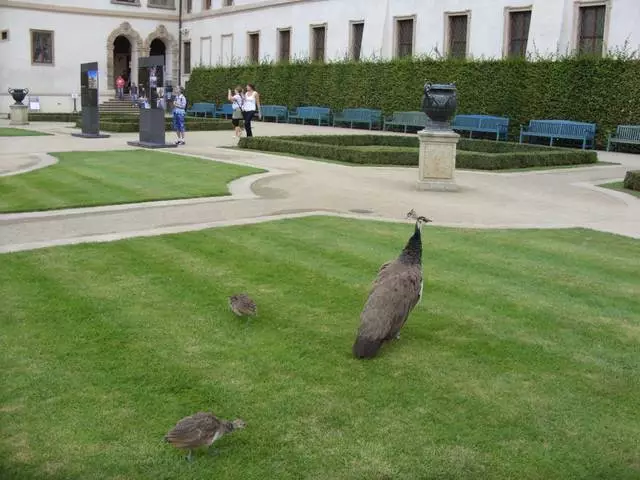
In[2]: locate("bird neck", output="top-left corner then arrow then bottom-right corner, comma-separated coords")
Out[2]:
223,421 -> 235,433
399,225 -> 422,264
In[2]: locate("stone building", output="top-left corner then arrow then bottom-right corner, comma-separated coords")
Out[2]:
1,0 -> 638,113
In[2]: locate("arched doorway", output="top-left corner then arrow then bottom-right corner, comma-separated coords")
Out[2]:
113,35 -> 131,92
149,38 -> 166,86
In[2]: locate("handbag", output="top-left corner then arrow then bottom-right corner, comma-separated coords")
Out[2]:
232,108 -> 243,120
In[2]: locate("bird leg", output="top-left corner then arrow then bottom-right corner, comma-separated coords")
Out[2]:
395,333 -> 401,340
186,449 -> 193,462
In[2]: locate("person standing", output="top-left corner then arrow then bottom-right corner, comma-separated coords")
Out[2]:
241,83 -> 261,137
172,87 -> 187,145
115,75 -> 125,100
228,86 -> 244,140
130,82 -> 138,106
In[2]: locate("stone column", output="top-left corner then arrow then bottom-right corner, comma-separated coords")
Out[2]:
9,105 -> 29,126
416,128 -> 460,192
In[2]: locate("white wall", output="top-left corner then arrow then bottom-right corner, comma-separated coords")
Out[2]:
2,0 -> 639,113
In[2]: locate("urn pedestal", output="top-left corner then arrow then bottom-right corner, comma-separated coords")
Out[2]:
417,83 -> 459,192
416,129 -> 460,191
9,105 -> 29,126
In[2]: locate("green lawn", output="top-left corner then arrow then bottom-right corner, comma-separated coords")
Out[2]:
0,127 -> 51,137
1,217 -> 639,479
599,181 -> 640,198
0,150 -> 263,213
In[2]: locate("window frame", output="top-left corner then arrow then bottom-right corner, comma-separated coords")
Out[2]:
247,31 -> 260,64
183,40 -> 191,74
30,29 -> 55,66
503,6 -> 532,58
349,20 -> 365,61
393,15 -> 416,59
147,0 -> 176,10
573,0 -> 611,56
277,27 -> 292,63
309,23 -> 327,63
444,10 -> 471,59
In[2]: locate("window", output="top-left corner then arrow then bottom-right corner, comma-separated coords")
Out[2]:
311,25 -> 326,62
30,29 -> 54,65
185,0 -> 192,13
248,32 -> 260,63
223,0 -> 234,5
111,0 -> 140,5
203,0 -> 211,10
508,10 -> 531,58
351,22 -> 364,61
183,41 -> 191,74
148,0 -> 175,8
278,28 -> 291,62
395,18 -> 414,58
447,14 -> 468,58
1,30 -> 8,41
578,5 -> 606,56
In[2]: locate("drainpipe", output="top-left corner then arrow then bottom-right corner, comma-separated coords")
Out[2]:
178,0 -> 183,88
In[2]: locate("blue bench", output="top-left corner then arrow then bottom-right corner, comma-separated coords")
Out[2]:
214,103 -> 234,119
333,108 -> 382,130
520,120 -> 596,149
288,106 -> 332,126
260,105 -> 289,123
607,125 -> 640,151
187,102 -> 216,118
452,114 -> 509,141
383,111 -> 429,133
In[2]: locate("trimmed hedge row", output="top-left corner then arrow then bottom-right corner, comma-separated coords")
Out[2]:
238,135 -> 597,170
623,170 -> 640,191
186,57 -> 640,148
73,117 -> 232,132
28,112 -> 82,122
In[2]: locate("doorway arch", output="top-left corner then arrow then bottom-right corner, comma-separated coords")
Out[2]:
106,22 -> 143,91
144,25 -> 178,87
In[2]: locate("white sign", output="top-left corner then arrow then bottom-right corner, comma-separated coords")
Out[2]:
29,96 -> 41,111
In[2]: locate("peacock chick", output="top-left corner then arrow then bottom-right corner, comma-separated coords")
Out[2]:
228,293 -> 257,318
164,412 -> 246,462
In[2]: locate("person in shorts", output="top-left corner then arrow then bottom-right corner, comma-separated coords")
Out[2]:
173,87 -> 187,145
228,86 -> 244,140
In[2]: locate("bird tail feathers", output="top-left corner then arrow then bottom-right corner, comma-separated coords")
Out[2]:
352,336 -> 382,359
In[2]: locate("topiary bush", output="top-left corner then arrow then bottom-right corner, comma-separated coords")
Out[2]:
623,170 -> 640,191
238,135 -> 597,170
186,56 -> 640,149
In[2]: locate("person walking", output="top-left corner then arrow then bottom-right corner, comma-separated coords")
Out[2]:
172,86 -> 187,145
228,86 -> 244,140
241,83 -> 261,137
130,82 -> 138,106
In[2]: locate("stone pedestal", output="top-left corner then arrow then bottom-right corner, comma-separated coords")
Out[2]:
416,128 -> 460,192
9,105 -> 29,126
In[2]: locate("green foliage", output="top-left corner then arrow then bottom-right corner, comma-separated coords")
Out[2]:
623,170 -> 640,191
238,135 -> 597,170
28,112 -> 81,122
73,117 -> 232,132
186,57 -> 640,148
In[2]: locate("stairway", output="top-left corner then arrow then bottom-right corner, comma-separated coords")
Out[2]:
100,96 -> 139,116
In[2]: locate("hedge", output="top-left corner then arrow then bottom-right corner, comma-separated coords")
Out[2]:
186,57 -> 640,149
73,117 -> 232,132
623,170 -> 640,191
238,135 -> 597,170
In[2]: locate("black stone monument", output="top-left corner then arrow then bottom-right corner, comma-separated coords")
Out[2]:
127,55 -> 176,149
71,62 -> 110,138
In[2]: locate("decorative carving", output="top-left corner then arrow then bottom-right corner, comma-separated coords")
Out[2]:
106,22 -> 144,88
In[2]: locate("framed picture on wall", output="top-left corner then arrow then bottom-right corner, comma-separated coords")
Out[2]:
31,29 -> 54,65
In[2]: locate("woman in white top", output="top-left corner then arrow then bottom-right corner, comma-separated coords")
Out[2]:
227,85 -> 244,140
241,83 -> 261,137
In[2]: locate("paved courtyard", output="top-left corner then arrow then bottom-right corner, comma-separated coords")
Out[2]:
1,119 -> 639,253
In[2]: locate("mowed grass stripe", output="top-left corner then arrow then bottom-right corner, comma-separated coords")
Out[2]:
0,150 -> 263,213
1,217 -> 639,479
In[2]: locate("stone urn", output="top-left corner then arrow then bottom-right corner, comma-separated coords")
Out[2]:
421,83 -> 457,129
8,88 -> 29,105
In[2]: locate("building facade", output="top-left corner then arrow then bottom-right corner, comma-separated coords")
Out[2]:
1,0 -> 639,113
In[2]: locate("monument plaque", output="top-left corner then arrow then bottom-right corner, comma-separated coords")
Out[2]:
72,61 -> 110,138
